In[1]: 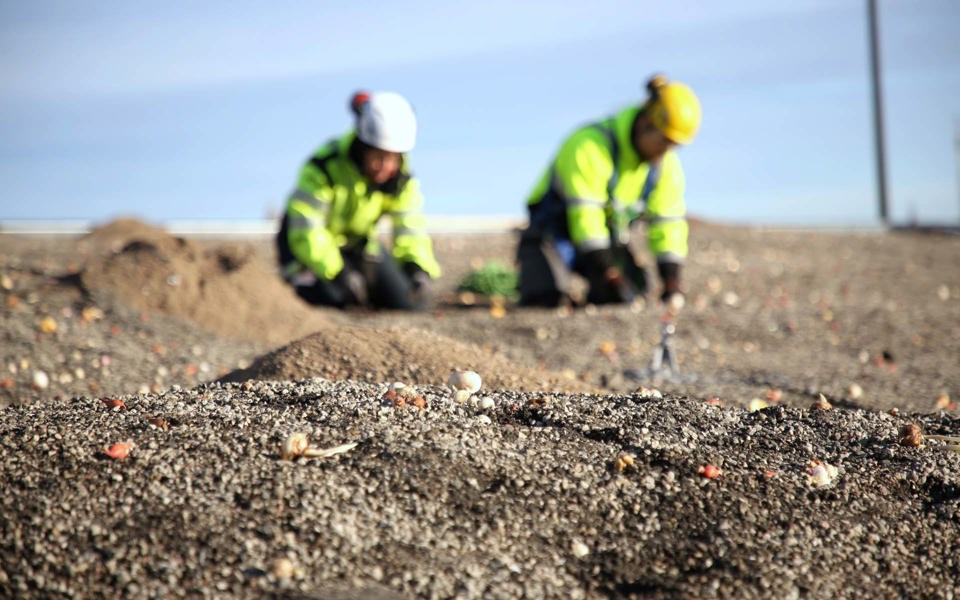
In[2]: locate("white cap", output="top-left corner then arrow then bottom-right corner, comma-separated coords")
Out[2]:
356,91 -> 417,153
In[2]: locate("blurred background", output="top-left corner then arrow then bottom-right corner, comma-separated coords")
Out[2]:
1,0 -> 958,229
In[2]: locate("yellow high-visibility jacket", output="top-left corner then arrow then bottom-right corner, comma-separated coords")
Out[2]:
526,105 -> 688,265
282,132 -> 441,281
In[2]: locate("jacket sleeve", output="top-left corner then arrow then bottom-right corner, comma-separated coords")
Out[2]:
284,161 -> 344,280
553,129 -> 615,252
385,177 -> 442,278
645,151 -> 688,264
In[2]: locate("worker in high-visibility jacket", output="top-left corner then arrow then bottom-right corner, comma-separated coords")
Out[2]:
276,91 -> 441,310
516,74 -> 701,313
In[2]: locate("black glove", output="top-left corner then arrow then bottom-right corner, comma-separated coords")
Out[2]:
604,266 -> 635,303
402,262 -> 433,308
657,261 -> 684,314
583,249 -> 634,304
402,262 -> 431,290
582,248 -> 615,275
334,266 -> 368,306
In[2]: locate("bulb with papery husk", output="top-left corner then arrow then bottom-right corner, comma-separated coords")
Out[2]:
382,381 -> 425,408
281,432 -> 310,460
448,370 -> 481,394
271,557 -> 296,579
811,393 -> 833,411
102,441 -> 133,460
614,453 -> 635,473
571,540 -> 590,558
699,464 -> 723,479
280,432 -> 358,460
806,460 -> 838,487
898,424 -> 924,447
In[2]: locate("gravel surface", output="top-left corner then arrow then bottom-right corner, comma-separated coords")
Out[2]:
2,220 -> 959,599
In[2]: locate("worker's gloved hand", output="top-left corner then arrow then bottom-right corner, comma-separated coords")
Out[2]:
403,262 -> 433,308
657,261 -> 683,315
334,266 -> 368,306
583,248 -> 632,304
403,262 -> 431,291
661,290 -> 685,315
603,266 -> 635,304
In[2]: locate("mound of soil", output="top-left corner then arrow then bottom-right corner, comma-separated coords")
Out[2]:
221,323 -> 596,392
73,218 -> 589,392
79,219 -> 329,348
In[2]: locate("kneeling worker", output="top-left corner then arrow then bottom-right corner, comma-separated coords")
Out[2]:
516,74 -> 701,312
277,91 -> 441,310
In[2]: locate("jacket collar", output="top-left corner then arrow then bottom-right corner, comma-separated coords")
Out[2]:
344,132 -> 410,195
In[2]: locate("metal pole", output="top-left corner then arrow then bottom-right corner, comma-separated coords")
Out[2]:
867,0 -> 890,226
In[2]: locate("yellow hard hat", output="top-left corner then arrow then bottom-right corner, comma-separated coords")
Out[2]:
645,75 -> 702,145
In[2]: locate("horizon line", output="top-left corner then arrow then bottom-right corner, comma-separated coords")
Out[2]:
4,215 -> 954,237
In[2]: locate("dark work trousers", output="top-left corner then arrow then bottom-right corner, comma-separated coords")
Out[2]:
516,230 -> 648,307
293,247 -> 426,311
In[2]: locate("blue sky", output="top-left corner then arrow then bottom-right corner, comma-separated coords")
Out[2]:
1,0 -> 958,226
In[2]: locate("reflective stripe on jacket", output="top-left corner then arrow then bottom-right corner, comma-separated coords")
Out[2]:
526,105 -> 688,264
282,132 -> 441,281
